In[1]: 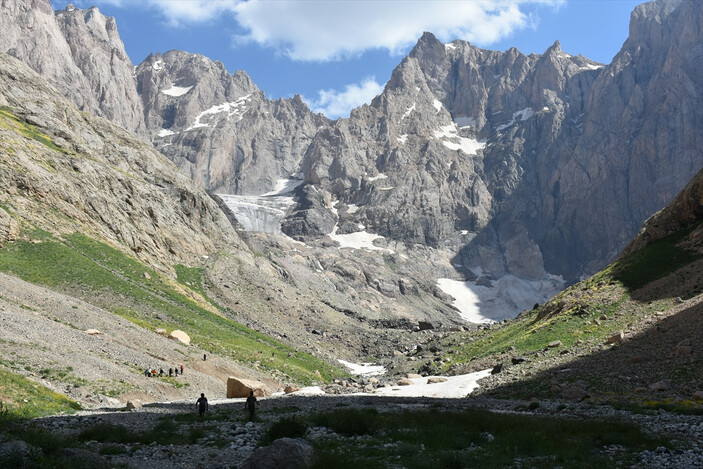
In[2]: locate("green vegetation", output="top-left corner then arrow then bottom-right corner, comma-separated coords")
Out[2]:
0,229 -> 341,384
266,407 -> 668,468
0,366 -> 80,419
0,106 -> 68,154
611,224 -> 702,291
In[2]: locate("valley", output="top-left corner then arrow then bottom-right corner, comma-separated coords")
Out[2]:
0,0 -> 702,467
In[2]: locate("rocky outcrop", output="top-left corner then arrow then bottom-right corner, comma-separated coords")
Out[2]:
136,50 -> 328,193
0,2 -> 145,134
0,52 -> 242,271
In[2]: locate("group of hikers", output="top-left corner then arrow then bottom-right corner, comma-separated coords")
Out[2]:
144,364 -> 184,378
196,391 -> 257,421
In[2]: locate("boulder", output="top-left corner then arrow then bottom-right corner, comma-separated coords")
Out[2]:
511,356 -> 528,365
547,340 -> 562,349
396,378 -> 413,386
406,373 -> 422,379
84,329 -> 103,335
649,380 -> 670,392
284,385 -> 300,394
418,321 -> 435,331
241,438 -> 316,469
154,328 -> 168,336
491,363 -> 503,375
692,391 -> 703,401
168,330 -> 190,345
125,400 -> 142,410
368,377 -> 379,384
227,377 -> 268,398
606,331 -> 624,344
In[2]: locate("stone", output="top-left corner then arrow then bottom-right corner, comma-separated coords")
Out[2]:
607,331 -> 624,344
227,377 -> 268,398
393,350 -> 404,357
548,340 -> 562,349
396,378 -> 413,386
368,377 -> 379,384
561,382 -> 589,401
649,380 -> 670,392
142,272 -> 151,280
241,438 -> 316,469
168,330 -> 190,345
154,328 -> 168,336
692,391 -> 703,401
406,373 -> 422,379
84,329 -> 102,335
418,321 -> 435,331
125,400 -> 141,410
491,363 -> 503,375
511,356 -> 528,365
427,377 -> 447,384
283,385 -> 300,394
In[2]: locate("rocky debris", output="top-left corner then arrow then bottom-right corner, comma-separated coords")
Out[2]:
241,437 -> 316,469
650,380 -> 671,392
227,377 -> 268,398
561,382 -> 590,401
168,330 -> 190,345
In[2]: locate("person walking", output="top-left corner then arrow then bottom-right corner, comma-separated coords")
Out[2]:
196,393 -> 208,420
180,364 -> 184,375
244,390 -> 257,422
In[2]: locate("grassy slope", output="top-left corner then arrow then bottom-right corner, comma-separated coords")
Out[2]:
0,226 -> 341,386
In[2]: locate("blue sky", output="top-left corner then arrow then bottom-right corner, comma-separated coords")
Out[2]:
53,0 -> 642,118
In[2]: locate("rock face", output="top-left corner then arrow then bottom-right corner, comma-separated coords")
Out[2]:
0,2 -> 145,134
227,377 -> 267,398
135,50 -> 328,193
4,0 -> 702,320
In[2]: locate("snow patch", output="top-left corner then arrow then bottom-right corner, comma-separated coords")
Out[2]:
338,360 -> 386,377
152,60 -> 164,71
157,129 -> 175,138
161,85 -> 193,97
580,63 -> 605,71
329,228 -> 389,252
346,204 -> 360,214
397,134 -> 408,144
373,369 -> 492,398
433,99 -> 443,113
496,107 -> 534,131
434,123 -> 485,156
445,43 -> 456,50
402,103 -> 416,119
262,177 -> 303,196
437,273 -> 563,323
368,173 -> 388,182
186,94 -> 251,131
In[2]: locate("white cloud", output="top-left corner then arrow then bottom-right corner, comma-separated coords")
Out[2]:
305,77 -> 384,119
78,0 -> 562,60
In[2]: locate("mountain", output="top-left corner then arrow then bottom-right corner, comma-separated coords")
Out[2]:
1,0 -> 701,323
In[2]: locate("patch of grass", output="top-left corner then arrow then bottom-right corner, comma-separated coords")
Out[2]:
0,106 -> 68,154
612,224 -> 702,291
0,230 -> 341,385
0,366 -> 81,419
307,408 -> 668,468
262,416 -> 308,444
311,408 -> 379,437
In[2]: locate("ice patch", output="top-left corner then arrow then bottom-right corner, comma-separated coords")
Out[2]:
402,103 -> 416,119
329,228 -> 389,252
338,360 -> 386,377
397,134 -> 408,144
262,177 -> 303,196
152,60 -> 164,71
433,99 -> 443,113
346,204 -> 360,214
580,63 -> 605,71
453,116 -> 476,128
161,85 -> 193,97
434,123 -> 485,156
157,129 -> 175,138
378,187 -> 394,191
496,107 -> 534,131
445,43 -> 456,50
373,369 -> 492,398
218,189 -> 296,234
186,94 -> 251,131
437,274 -> 563,323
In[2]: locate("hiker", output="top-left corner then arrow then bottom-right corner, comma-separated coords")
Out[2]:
144,368 -> 149,377
180,364 -> 184,375
196,393 -> 208,420
169,368 -> 173,377
174,367 -> 178,376
203,353 -> 207,361
245,390 -> 257,422
159,368 -> 164,377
